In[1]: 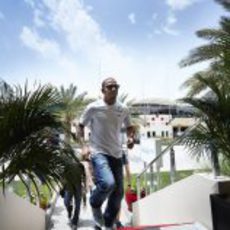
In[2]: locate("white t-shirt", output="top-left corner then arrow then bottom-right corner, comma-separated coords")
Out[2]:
79,99 -> 132,158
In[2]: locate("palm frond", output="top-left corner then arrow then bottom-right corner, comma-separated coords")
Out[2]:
55,84 -> 92,142
0,80 -> 83,199
179,43 -> 224,67
179,0 -> 230,165
215,0 -> 230,11
180,75 -> 230,160
182,123 -> 211,160
196,28 -> 229,41
220,17 -> 230,32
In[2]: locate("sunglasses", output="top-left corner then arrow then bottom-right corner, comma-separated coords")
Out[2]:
104,84 -> 120,90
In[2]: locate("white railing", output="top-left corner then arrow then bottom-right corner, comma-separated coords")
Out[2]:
135,120 -> 210,199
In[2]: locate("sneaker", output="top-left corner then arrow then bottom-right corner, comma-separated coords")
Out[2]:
92,207 -> 104,228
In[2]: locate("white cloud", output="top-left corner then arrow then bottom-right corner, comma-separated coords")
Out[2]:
161,12 -> 179,36
154,29 -> 162,35
148,9 -> 178,37
152,13 -> 158,20
152,12 -> 178,36
34,9 -> 46,27
24,0 -> 35,8
86,5 -> 93,12
166,0 -> 200,11
162,26 -> 179,36
128,13 -> 136,24
167,13 -> 177,25
147,29 -> 161,39
20,26 -> 60,58
0,11 -> 5,20
49,1 -> 105,55
21,0 -> 135,97
24,0 -> 46,27
21,0 -> 130,63
163,0 -> 201,35
19,0 -> 196,100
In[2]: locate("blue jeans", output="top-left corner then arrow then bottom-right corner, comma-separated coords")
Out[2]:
90,153 -> 124,227
64,185 -> 82,225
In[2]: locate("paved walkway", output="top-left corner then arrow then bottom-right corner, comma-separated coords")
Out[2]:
49,194 -> 132,230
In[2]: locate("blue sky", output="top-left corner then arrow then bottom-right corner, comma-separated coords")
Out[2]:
0,0 -> 226,99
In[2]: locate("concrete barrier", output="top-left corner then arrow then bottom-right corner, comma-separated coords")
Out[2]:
0,190 -> 45,230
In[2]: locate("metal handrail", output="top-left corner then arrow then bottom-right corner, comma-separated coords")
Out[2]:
136,119 -> 201,198
136,120 -> 200,179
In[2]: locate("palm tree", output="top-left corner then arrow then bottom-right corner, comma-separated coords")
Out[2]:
0,80 -> 82,199
180,74 -> 230,175
181,75 -> 230,155
55,84 -> 92,144
179,0 -> 230,97
179,0 -> 230,175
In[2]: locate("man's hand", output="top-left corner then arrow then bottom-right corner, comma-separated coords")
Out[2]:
127,137 -> 134,149
81,145 -> 91,160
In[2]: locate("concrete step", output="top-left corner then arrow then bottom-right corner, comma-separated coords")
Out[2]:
49,193 -> 132,229
122,222 -> 208,230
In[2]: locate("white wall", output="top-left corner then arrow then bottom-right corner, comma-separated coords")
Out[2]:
132,173 -> 230,230
0,190 -> 45,230
140,114 -> 173,138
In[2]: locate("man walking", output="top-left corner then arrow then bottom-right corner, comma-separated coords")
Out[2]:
78,77 -> 135,229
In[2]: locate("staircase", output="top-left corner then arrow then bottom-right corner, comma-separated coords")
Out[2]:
121,222 -> 206,230
49,192 -> 132,229
48,121 -> 230,229
130,120 -> 230,230
132,173 -> 230,229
